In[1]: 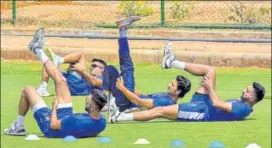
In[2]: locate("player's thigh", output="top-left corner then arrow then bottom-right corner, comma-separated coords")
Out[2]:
23,86 -> 46,107
157,104 -> 179,120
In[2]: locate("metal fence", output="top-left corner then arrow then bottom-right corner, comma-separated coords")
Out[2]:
1,1 -> 271,30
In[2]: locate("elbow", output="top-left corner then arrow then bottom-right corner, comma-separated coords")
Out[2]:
132,98 -> 143,107
50,123 -> 59,130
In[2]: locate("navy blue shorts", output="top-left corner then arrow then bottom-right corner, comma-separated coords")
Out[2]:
177,93 -> 212,121
33,107 -> 73,137
61,71 -> 91,96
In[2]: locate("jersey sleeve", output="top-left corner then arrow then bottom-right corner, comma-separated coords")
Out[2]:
153,98 -> 175,108
231,102 -> 251,119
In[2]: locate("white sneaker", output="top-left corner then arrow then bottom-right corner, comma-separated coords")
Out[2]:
109,108 -> 121,124
108,95 -> 118,122
4,121 -> 26,136
162,41 -> 176,69
108,95 -> 117,114
36,85 -> 50,97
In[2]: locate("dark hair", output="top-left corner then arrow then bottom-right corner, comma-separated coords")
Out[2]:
176,75 -> 191,98
91,89 -> 108,110
253,82 -> 265,103
92,58 -> 107,67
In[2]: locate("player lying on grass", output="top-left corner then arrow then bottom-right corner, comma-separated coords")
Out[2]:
4,28 -> 107,138
109,41 -> 266,122
106,16 -> 191,113
36,46 -> 107,97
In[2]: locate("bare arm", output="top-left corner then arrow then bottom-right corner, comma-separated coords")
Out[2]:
135,89 -> 145,96
207,88 -> 232,112
50,97 -> 61,130
70,63 -> 102,87
81,70 -> 102,87
117,77 -> 154,109
201,75 -> 232,112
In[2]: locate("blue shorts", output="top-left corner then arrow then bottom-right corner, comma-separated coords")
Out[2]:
61,71 -> 91,96
177,93 -> 211,121
34,107 -> 73,138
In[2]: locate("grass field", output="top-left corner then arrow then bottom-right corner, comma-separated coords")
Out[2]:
1,61 -> 271,148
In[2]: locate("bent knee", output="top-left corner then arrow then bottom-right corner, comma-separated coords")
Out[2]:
23,86 -> 36,95
56,74 -> 67,84
206,66 -> 216,77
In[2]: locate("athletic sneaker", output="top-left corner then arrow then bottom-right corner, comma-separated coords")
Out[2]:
36,85 -> 50,97
162,41 -> 176,69
116,16 -> 141,29
109,106 -> 121,124
4,121 -> 26,136
28,27 -> 45,54
107,95 -> 118,122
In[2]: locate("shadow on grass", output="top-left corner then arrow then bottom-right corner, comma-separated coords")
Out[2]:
27,133 -> 103,139
110,118 -> 257,125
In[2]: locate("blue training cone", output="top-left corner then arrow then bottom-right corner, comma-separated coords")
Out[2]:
97,137 -> 113,144
209,141 -> 225,148
62,135 -> 78,142
169,139 -> 185,147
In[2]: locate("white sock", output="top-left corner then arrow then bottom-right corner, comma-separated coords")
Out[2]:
16,115 -> 24,127
171,60 -> 186,70
117,113 -> 134,121
58,56 -> 64,64
36,49 -> 49,64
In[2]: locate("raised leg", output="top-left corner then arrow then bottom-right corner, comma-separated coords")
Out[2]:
162,41 -> 216,94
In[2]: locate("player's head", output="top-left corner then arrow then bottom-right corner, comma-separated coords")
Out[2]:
90,58 -> 107,76
85,89 -> 107,113
168,75 -> 191,98
241,82 -> 265,105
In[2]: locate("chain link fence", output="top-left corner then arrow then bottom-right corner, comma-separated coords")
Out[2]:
1,1 -> 271,29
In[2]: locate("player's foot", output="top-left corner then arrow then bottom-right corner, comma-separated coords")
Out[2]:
28,27 -> 45,54
108,96 -> 118,122
36,85 -> 50,97
109,108 -> 121,124
162,41 -> 176,69
108,95 -> 117,113
116,16 -> 141,29
4,121 -> 26,136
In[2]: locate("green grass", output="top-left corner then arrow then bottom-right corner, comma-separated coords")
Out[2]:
1,62 -> 271,148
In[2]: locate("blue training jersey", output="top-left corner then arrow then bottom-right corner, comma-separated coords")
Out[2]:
208,99 -> 253,121
54,113 -> 106,138
64,71 -> 103,96
138,93 -> 176,107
